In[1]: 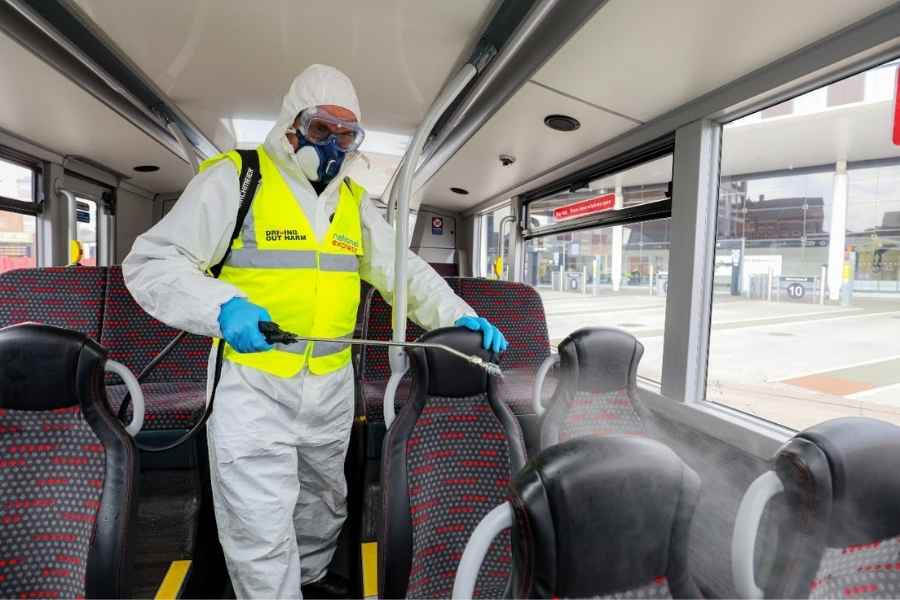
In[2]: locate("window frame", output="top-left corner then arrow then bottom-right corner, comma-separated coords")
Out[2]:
495,16 -> 900,455
475,200 -> 514,279
0,152 -> 40,217
0,152 -> 41,272
521,136 -> 675,239
698,57 -> 900,432
61,174 -> 114,267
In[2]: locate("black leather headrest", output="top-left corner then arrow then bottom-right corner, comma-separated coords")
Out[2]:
509,436 -> 702,598
0,323 -> 107,411
557,327 -> 643,393
779,417 -> 900,547
407,327 -> 497,397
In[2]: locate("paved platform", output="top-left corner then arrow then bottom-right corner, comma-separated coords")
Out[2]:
538,288 -> 900,430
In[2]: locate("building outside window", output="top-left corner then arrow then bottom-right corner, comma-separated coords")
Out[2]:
522,154 -> 672,383
0,157 -> 37,274
707,59 -> 900,430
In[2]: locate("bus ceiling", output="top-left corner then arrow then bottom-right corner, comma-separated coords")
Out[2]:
0,1 -> 897,206
0,0 -> 607,200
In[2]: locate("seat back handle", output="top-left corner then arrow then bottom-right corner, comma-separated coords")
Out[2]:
732,471 -> 784,599
533,353 -> 559,416
452,502 -> 513,599
105,360 -> 144,436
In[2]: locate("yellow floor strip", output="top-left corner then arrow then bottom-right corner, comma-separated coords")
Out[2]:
361,542 -> 378,598
155,560 -> 192,600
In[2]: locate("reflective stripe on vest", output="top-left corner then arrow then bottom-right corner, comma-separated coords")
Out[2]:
200,146 -> 365,377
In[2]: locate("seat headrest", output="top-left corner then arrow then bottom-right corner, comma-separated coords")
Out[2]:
0,323 -> 106,411
779,417 -> 900,547
508,436 -> 701,598
557,327 -> 643,393
407,327 -> 497,397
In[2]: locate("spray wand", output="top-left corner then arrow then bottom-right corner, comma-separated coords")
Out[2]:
258,321 -> 503,377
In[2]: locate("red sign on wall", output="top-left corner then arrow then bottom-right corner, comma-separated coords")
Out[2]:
893,66 -> 900,146
553,193 -> 616,221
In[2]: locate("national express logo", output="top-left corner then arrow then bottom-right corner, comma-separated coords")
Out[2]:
331,233 -> 360,253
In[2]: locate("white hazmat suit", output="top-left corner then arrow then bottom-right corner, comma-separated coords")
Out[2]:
123,64 -> 474,598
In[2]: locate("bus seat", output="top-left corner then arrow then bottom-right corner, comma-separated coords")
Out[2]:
0,323 -> 139,598
357,277 -> 554,423
453,436 -> 702,599
452,278 -> 556,416
0,267 -> 108,338
357,279 -> 461,422
379,328 -> 527,599
539,327 -> 650,449
732,417 -> 900,599
101,266 -> 209,431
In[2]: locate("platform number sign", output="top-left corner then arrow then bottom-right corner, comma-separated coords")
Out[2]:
787,282 -> 805,299
431,216 -> 443,235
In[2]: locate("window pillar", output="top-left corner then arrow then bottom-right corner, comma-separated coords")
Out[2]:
827,160 -> 848,301
611,179 -> 624,292
661,120 -> 721,402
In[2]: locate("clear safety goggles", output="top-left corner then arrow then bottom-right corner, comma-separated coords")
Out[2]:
296,107 -> 365,152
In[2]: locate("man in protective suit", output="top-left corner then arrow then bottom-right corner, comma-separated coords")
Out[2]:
123,65 -> 507,598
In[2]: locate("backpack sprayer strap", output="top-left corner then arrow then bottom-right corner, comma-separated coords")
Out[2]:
117,149 -> 261,452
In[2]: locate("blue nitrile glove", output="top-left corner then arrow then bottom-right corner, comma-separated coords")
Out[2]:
218,297 -> 274,353
455,316 -> 509,354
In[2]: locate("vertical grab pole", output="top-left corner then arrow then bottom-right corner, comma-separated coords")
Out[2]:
384,64 -> 478,428
56,186 -> 77,259
496,215 -> 515,281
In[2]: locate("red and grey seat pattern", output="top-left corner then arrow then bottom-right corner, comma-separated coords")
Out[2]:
733,417 -> 900,599
0,267 -> 106,340
453,435 -> 703,599
0,267 -> 208,432
380,328 -> 527,599
0,324 -> 139,598
100,267 -> 209,429
359,278 -> 555,422
540,327 -> 651,449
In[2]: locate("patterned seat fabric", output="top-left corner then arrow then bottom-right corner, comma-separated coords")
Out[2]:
359,278 -> 552,422
100,267 -> 209,430
540,327 -> 649,449
452,278 -> 551,374
748,417 -> 900,599
0,267 -> 210,432
0,323 -> 138,598
0,267 -> 107,338
497,368 -> 557,416
508,436 -> 702,599
380,328 -> 527,599
357,280 -> 460,422
106,382 -> 207,431
101,267 -> 209,385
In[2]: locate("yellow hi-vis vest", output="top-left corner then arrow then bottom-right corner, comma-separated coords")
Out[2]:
200,146 -> 365,378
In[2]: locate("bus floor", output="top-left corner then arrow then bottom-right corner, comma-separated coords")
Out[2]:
133,468 -> 200,598
132,457 -> 358,599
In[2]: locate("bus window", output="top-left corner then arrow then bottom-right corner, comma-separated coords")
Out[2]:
523,154 -> 672,384
709,59 -> 900,429
0,157 -> 37,274
479,204 -> 512,278
76,198 -> 98,266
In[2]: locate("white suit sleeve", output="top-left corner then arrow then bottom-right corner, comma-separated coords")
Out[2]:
122,161 -> 246,338
358,196 -> 475,330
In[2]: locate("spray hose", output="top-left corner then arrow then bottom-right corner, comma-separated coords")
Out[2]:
258,322 -> 503,377
114,322 -> 501,452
